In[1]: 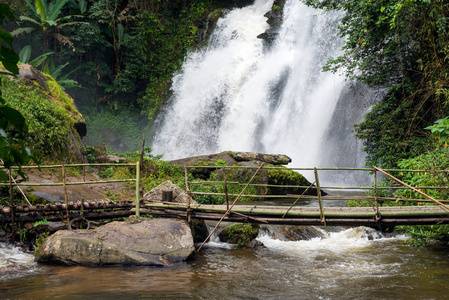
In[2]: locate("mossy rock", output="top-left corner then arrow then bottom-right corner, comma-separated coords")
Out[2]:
218,223 -> 259,248
190,219 -> 209,244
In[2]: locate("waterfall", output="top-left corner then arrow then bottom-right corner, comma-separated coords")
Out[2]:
152,0 -> 374,184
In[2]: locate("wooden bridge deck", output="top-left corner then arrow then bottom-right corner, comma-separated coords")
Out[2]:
146,203 -> 449,227
1,201 -> 448,227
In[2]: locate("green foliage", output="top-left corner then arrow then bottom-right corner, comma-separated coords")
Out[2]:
33,231 -> 49,256
34,218 -> 49,227
2,76 -> 71,156
396,146 -> 449,200
219,223 -> 259,248
425,116 -> 449,142
99,166 -> 114,178
134,1 -> 213,121
84,145 -> 95,163
0,4 -> 40,180
398,225 -> 449,246
354,87 -> 431,168
13,0 -> 83,54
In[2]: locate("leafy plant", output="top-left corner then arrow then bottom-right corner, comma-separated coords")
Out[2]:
398,224 -> 449,247
0,4 -> 40,180
12,0 -> 84,54
2,76 -> 71,157
34,218 -> 49,227
34,231 -> 49,255
99,166 -> 114,178
425,116 -> 449,143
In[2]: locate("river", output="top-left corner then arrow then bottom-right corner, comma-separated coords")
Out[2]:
1,225 -> 449,299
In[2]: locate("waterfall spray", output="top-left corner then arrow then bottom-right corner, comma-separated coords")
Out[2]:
153,0 -> 373,185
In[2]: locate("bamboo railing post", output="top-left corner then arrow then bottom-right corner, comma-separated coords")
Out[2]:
9,169 -> 15,242
224,168 -> 229,210
314,167 -> 327,232
196,163 -> 265,253
374,168 -> 380,221
135,162 -> 140,217
62,164 -> 70,224
184,166 -> 191,223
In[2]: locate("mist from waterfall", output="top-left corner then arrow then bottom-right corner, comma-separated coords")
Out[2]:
152,0 -> 375,185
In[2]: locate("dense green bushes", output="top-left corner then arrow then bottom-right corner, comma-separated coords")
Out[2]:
2,76 -> 71,156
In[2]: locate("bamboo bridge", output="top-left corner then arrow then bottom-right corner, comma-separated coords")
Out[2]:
0,163 -> 448,236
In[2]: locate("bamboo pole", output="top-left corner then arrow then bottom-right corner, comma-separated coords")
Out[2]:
62,164 -> 70,224
196,163 -> 265,253
314,168 -> 327,231
185,165 -> 449,173
135,162 -> 140,217
184,166 -> 191,223
0,200 -> 136,214
9,169 -> 15,241
224,169 -> 229,210
375,167 -> 449,211
146,203 -> 449,218
282,181 -> 316,218
9,175 -> 31,206
2,179 -> 137,187
374,168 -> 380,220
4,163 -> 137,169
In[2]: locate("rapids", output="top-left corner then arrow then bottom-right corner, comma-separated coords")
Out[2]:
1,227 -> 449,299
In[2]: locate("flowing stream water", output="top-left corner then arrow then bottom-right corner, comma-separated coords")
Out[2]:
1,228 -> 449,299
1,1 -> 448,298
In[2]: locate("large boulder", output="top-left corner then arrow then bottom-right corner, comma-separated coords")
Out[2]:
35,218 -> 195,266
170,151 -> 291,167
169,151 -> 320,197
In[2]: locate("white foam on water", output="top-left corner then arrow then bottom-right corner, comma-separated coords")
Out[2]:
0,243 -> 38,280
257,227 -> 408,278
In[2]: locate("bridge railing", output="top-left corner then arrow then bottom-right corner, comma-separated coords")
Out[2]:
183,164 -> 449,207
0,162 -> 141,235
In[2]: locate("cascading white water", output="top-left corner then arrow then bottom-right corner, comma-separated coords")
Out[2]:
152,0 -> 372,184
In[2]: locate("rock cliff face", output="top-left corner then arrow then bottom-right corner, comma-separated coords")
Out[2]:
35,218 -> 195,266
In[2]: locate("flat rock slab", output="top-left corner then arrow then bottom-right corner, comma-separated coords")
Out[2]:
35,218 -> 195,266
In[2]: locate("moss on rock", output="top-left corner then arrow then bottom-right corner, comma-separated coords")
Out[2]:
218,223 -> 259,248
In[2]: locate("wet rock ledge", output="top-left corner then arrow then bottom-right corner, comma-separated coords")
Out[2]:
35,218 -> 195,266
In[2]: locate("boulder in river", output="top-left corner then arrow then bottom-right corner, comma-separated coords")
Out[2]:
35,218 -> 195,266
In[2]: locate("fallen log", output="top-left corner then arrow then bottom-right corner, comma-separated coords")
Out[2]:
0,200 -> 140,214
